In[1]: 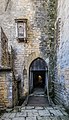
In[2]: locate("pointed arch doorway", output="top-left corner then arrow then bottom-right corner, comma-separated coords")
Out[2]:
29,57 -> 48,93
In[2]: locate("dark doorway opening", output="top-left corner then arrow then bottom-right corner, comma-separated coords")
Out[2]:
29,57 -> 48,93
33,71 -> 45,88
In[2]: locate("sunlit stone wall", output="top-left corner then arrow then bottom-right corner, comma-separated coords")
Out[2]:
55,0 -> 69,109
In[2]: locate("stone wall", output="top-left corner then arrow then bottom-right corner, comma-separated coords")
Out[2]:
1,0 -> 69,109
1,27 -> 11,67
54,0 -> 69,109
47,0 -> 57,97
0,70 -> 12,107
0,0 -> 49,97
0,27 -> 13,107
0,27 -> 1,65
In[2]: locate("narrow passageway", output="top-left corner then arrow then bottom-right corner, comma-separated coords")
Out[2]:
0,59 -> 69,120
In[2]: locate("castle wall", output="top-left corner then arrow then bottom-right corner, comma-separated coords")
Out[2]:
0,71 -> 12,107
55,0 -> 69,108
0,26 -> 13,107
0,0 -> 48,98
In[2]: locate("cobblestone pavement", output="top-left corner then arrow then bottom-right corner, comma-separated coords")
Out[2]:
0,89 -> 69,120
0,105 -> 69,120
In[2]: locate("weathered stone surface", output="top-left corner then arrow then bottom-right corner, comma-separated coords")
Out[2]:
25,106 -> 34,109
26,117 -> 36,120
21,107 -> 25,110
25,109 -> 37,113
0,0 -> 69,110
27,109 -> 38,117
0,0 -> 49,107
38,110 -> 50,116
46,107 -> 53,110
60,109 -> 68,116
27,112 -> 38,117
0,105 -> 69,120
37,116 -> 51,120
60,116 -> 69,120
16,112 -> 26,117
54,0 -> 69,109
12,118 -> 25,120
35,107 -> 43,110
6,108 -> 13,112
0,71 -> 13,107
0,118 -> 11,120
49,110 -> 63,116
1,113 -> 11,119
9,113 -> 16,118
51,117 -> 61,120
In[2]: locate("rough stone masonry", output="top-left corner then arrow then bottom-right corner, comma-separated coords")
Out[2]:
0,0 -> 69,111
0,0 -> 49,107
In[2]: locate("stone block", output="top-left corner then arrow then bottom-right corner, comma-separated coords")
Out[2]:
16,112 -> 26,117
49,110 -> 63,116
26,117 -> 36,120
51,117 -> 61,120
9,113 -> 16,118
21,107 -> 25,110
25,106 -> 34,109
60,116 -> 69,120
13,118 -> 25,120
1,113 -> 11,119
35,107 -> 43,110
37,116 -> 51,120
38,110 -> 50,116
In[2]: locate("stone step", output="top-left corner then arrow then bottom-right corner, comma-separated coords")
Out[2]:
27,96 -> 49,107
25,88 -> 50,107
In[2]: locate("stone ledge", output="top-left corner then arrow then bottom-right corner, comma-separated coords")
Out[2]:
0,66 -> 11,71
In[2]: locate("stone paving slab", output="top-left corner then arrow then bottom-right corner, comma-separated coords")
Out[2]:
37,116 -> 51,120
0,106 -> 69,120
26,106 -> 34,109
59,109 -> 68,116
26,117 -> 36,120
26,109 -> 38,117
49,109 -> 63,116
21,107 -> 25,110
9,113 -> 16,118
46,107 -> 53,110
12,118 -> 25,120
0,113 -> 11,119
35,107 -> 44,110
38,110 -> 50,116
0,119 -> 11,120
60,116 -> 69,120
27,111 -> 38,117
25,109 -> 37,113
50,117 -> 61,120
16,112 -> 26,117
